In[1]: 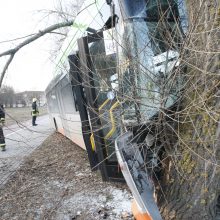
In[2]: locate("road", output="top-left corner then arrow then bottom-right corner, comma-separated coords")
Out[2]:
0,114 -> 54,187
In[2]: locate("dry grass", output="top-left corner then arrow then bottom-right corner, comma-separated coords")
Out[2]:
5,106 -> 48,126
0,132 -> 132,220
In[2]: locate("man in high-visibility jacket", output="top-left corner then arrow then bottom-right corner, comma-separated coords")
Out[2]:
32,98 -> 39,126
0,104 -> 6,151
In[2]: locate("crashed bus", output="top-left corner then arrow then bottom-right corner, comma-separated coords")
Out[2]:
45,0 -> 188,219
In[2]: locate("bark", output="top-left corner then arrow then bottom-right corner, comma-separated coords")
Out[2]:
157,1 -> 220,219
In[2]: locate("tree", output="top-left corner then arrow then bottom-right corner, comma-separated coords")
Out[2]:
157,1 -> 220,219
0,85 -> 15,107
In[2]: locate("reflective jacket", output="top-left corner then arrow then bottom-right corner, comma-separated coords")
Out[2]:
31,102 -> 39,116
0,104 -> 5,123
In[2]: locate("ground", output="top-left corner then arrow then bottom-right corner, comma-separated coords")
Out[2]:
5,106 -> 47,126
0,131 -> 133,220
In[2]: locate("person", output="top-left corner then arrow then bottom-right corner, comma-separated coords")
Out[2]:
0,104 -> 6,151
32,98 -> 39,126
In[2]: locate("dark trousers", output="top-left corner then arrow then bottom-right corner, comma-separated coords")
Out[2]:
0,126 -> 5,146
32,116 -> 37,125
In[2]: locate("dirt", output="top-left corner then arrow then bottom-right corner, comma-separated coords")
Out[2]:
0,132 -> 133,220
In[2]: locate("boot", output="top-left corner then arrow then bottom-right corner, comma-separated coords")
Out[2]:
1,145 -> 6,151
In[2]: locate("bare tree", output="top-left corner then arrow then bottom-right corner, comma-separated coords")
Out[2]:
0,85 -> 15,107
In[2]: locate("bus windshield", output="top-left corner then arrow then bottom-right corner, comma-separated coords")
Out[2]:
118,0 -> 185,122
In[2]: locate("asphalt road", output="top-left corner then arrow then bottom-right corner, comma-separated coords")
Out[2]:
0,114 -> 54,187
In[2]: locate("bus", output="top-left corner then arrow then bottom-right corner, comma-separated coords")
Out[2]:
45,0 -> 188,219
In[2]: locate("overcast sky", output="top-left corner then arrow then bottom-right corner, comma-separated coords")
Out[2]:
0,0 -> 65,92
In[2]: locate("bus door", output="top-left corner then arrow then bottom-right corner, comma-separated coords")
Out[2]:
68,53 -> 98,170
77,30 -> 124,181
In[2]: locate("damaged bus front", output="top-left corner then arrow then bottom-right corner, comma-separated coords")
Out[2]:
112,0 -> 188,219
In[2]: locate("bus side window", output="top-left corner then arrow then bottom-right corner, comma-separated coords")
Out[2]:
61,84 -> 77,113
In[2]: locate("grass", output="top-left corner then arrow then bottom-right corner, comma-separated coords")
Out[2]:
4,106 -> 48,126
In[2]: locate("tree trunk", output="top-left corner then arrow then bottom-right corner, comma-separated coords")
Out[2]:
157,1 -> 220,219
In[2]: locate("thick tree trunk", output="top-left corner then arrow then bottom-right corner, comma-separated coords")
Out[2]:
157,1 -> 220,219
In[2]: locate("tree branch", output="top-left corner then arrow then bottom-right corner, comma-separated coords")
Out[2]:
0,20 -> 74,87
0,54 -> 15,87
0,31 -> 67,45
0,1 -> 96,88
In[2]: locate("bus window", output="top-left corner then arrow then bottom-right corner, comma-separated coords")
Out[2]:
88,30 -> 118,106
47,90 -> 59,113
118,0 -> 185,122
61,84 -> 77,114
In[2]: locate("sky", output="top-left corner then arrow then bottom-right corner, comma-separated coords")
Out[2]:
0,0 -> 65,92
